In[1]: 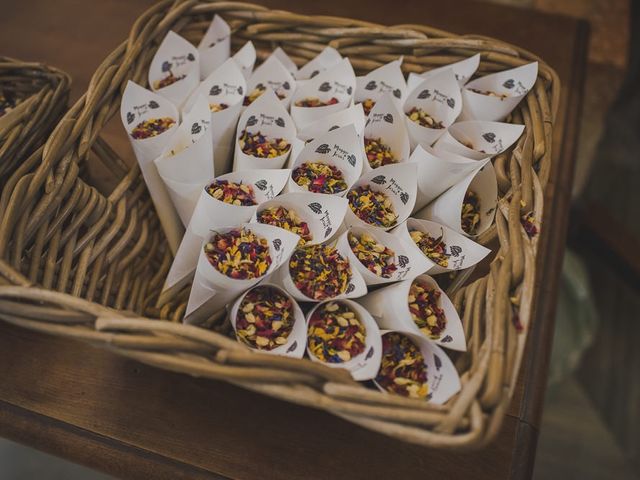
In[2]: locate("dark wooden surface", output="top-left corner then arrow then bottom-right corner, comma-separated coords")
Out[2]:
0,1 -> 588,479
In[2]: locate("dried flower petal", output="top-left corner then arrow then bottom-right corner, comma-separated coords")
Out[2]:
292,162 -> 347,194
461,190 -> 481,235
206,180 -> 257,206
361,98 -> 376,116
348,232 -> 397,278
153,73 -> 186,90
294,97 -> 339,107
289,244 -> 351,300
204,228 -> 271,280
257,206 -> 312,245
376,332 -> 429,399
406,107 -> 444,129
521,211 -> 538,238
468,88 -> 508,100
347,186 -> 398,228
409,229 -> 449,268
209,103 -> 229,112
130,117 -> 175,140
364,137 -> 397,169
408,278 -> 447,339
243,85 -> 286,106
238,130 -> 291,158
307,301 -> 366,363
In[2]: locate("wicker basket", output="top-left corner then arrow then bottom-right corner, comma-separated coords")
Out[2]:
0,0 -> 559,449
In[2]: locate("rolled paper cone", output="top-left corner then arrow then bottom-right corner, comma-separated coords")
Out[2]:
337,226 -> 431,286
459,62 -> 538,122
233,89 -> 297,171
305,299 -> 382,381
358,274 -> 466,351
272,47 -> 298,76
291,58 -> 356,130
355,58 -> 406,110
434,120 -> 525,159
155,95 -> 214,225
373,330 -> 461,404
244,55 -> 297,109
403,68 -> 462,151
391,218 -> 491,275
148,31 -> 200,110
185,222 -> 300,325
415,161 -> 498,237
184,58 -> 246,175
120,80 -> 183,254
295,46 -> 342,80
362,93 -> 410,173
408,145 -> 490,211
228,283 -> 306,358
296,103 -> 366,142
197,14 -> 231,79
252,192 -> 349,245
343,163 -> 417,232
161,169 -> 291,299
287,124 -> 364,196
233,41 -> 257,80
407,54 -> 481,92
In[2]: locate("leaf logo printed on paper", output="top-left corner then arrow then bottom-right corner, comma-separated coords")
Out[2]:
365,347 -> 374,360
346,86 -> 353,95
482,132 -> 496,143
237,86 -> 243,95
346,283 -> 355,294
383,113 -> 394,124
191,122 -> 202,135
503,79 -> 515,89
209,85 -> 221,96
273,238 -> 282,251
450,245 -> 462,257
441,335 -> 453,343
417,89 -> 431,100
254,179 -> 268,191
393,88 -> 402,99
315,144 -> 331,154
246,115 -> 258,127
286,340 -> 298,353
324,226 -> 333,238
148,100 -> 160,109
446,98 -> 456,109
308,202 -> 323,214
365,80 -> 377,91
365,119 -> 371,127
275,117 -> 285,128
255,83 -> 265,90
347,154 -> 356,167
400,192 -> 410,205
161,60 -> 172,73
283,81 -> 290,90
187,53 -> 195,62
310,70 -> 320,78
318,82 -> 332,92
370,175 -> 387,185
126,112 -> 135,124
434,354 -> 442,371
329,125 -> 340,131
398,255 -> 409,268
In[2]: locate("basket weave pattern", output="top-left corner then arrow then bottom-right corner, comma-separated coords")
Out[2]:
0,0 -> 559,449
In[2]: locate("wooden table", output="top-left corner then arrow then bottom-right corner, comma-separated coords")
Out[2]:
0,1 -> 587,479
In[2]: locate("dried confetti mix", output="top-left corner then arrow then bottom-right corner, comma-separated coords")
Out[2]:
238,130 -> 291,158
209,103 -> 229,112
468,88 -> 508,100
205,180 -> 257,206
236,286 -> 295,350
406,107 -> 444,129
130,117 -> 175,140
153,73 -> 186,90
521,211 -> 538,238
362,98 -> 376,116
348,232 -> 397,278
204,228 -> 271,280
257,206 -> 313,246
347,186 -> 398,228
0,91 -> 18,117
461,190 -> 481,235
376,332 -> 429,399
409,279 -> 447,339
294,97 -> 339,107
289,244 -> 351,300
291,162 -> 348,194
243,85 -> 286,106
364,137 -> 397,169
307,301 -> 366,363
409,229 -> 450,268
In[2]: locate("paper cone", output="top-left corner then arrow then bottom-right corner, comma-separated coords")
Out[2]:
291,58 -> 356,130
233,89 -> 297,171
415,162 -> 498,237
344,163 -> 417,231
403,68 -> 462,150
358,274 -> 466,351
434,120 -> 525,159
272,46 -> 298,76
148,31 -> 200,109
197,14 -> 231,79
392,218 -> 491,275
244,55 -> 297,109
296,103 -> 366,143
460,62 -> 538,122
373,331 -> 461,404
185,222 -> 299,325
355,58 -> 406,111
120,80 -> 182,254
252,192 -> 348,245
233,41 -> 257,80
407,54 -> 480,91
306,299 -> 382,381
295,46 -> 342,80
363,94 -> 410,172
229,283 -> 306,358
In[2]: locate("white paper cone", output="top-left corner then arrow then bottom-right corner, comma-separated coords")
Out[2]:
296,103 -> 366,142
155,95 -> 214,225
295,46 -> 342,80
409,145 -> 490,211
287,124 -> 364,196
228,283 -> 306,358
363,94 -> 410,172
358,274 -> 466,351
162,169 -> 291,294
148,31 -> 200,109
120,81 -> 183,254
252,192 -> 348,245
415,162 -> 498,237
392,218 -> 491,275
373,331 -> 461,404
244,55 -> 297,108
185,222 -> 300,324
355,58 -> 406,110
233,89 -> 297,171
233,41 -> 257,80
291,58 -> 356,130
344,163 -> 417,231
403,69 -> 462,150
434,120 -> 525,159
197,14 -> 231,79
306,299 -> 382,381
272,47 -> 298,76
407,54 -> 481,91
338,226 -> 431,286
460,62 -> 538,122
